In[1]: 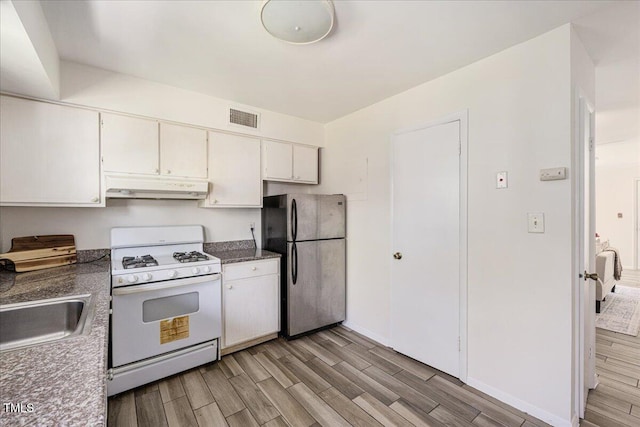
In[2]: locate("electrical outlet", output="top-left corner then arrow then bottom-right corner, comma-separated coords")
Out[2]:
249,222 -> 255,230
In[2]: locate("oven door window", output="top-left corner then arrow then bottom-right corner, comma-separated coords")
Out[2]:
142,292 -> 199,323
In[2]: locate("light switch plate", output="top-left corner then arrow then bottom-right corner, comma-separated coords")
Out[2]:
540,167 -> 567,181
496,171 -> 508,189
528,213 -> 544,233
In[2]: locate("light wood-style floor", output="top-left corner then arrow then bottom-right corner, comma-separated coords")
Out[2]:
108,326 -> 550,427
583,269 -> 640,427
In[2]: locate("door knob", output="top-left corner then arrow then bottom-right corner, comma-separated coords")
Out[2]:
583,271 -> 599,282
393,252 -> 402,260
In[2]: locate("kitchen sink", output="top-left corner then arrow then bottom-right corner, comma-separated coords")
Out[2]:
0,294 -> 93,352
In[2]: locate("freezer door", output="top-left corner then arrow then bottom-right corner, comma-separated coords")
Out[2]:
287,194 -> 318,242
286,194 -> 346,241
287,239 -> 346,336
317,194 -> 346,240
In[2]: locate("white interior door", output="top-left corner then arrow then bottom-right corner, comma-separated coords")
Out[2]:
579,98 -> 597,416
391,119 -> 463,378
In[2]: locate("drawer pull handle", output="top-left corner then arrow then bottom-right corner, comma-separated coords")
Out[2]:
226,285 -> 232,289
252,267 -> 257,271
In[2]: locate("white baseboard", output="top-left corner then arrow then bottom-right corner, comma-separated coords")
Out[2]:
341,320 -> 389,346
466,377 -> 572,427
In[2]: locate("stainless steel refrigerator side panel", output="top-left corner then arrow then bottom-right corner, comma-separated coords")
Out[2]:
286,239 -> 346,337
262,195 -> 288,253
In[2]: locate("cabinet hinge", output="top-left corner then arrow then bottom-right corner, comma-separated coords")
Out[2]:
458,336 -> 461,351
458,144 -> 461,156
589,137 -> 594,152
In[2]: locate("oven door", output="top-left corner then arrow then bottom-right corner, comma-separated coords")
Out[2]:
112,274 -> 221,368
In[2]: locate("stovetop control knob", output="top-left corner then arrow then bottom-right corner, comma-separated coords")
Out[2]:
168,270 -> 178,278
127,275 -> 138,283
202,266 -> 211,273
141,273 -> 152,281
192,267 -> 200,274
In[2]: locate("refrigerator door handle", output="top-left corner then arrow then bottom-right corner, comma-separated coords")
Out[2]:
292,242 -> 298,285
291,198 -> 298,241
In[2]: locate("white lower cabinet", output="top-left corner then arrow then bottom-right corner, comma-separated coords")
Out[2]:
222,259 -> 280,351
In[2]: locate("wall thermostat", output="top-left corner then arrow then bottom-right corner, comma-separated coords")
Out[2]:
540,167 -> 567,181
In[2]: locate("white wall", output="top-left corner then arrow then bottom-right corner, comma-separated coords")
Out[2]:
0,199 -> 260,251
60,61 -> 324,147
0,0 -> 59,99
315,25 -> 578,425
596,141 -> 640,269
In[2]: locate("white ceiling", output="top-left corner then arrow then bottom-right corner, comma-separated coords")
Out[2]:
38,0 -> 634,125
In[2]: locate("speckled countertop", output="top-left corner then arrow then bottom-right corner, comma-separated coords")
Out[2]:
0,259 -> 111,426
204,240 -> 281,264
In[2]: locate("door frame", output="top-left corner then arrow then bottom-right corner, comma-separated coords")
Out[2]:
635,178 -> 640,270
389,109 -> 468,382
573,90 -> 596,420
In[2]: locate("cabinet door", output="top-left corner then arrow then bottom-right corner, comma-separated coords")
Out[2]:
208,132 -> 261,207
293,145 -> 318,183
263,140 -> 292,181
223,274 -> 279,348
101,113 -> 159,175
160,123 -> 207,179
0,96 -> 101,205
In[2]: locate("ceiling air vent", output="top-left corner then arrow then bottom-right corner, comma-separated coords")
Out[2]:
229,108 -> 259,129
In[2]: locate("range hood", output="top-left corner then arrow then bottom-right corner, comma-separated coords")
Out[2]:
105,175 -> 208,200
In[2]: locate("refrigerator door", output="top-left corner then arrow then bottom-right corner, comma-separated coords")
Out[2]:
317,194 -> 346,240
286,194 -> 346,242
286,194 -> 318,242
287,239 -> 346,337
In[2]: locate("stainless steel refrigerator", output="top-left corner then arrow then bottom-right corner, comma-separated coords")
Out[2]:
262,194 -> 346,338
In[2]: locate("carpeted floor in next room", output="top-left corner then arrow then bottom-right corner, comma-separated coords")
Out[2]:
583,269 -> 640,427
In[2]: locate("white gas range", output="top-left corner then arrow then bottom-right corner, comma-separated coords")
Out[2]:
107,225 -> 222,396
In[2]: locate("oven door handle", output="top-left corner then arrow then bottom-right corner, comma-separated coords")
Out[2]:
112,273 -> 220,295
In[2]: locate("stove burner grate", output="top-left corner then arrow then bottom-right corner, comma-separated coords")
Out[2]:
122,255 -> 158,269
173,251 -> 209,263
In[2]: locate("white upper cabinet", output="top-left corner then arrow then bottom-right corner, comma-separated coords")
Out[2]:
0,96 -> 102,206
262,140 -> 293,181
101,113 -> 159,175
262,140 -> 318,184
204,132 -> 261,208
102,113 -> 207,179
293,144 -> 319,183
160,123 -> 207,179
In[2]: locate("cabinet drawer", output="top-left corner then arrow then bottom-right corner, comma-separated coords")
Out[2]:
223,259 -> 279,281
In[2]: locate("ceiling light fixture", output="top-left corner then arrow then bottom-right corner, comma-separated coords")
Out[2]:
260,0 -> 335,45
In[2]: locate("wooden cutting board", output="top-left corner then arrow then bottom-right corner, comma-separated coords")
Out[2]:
0,235 -> 77,272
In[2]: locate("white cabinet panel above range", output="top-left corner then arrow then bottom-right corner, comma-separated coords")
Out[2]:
101,113 -> 159,175
160,123 -> 207,179
102,113 -> 207,180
